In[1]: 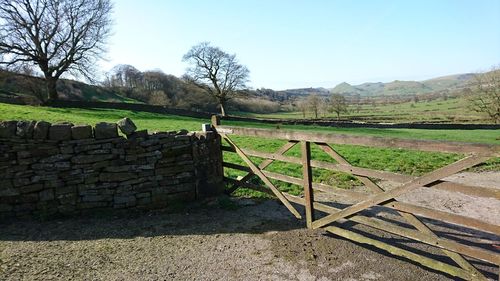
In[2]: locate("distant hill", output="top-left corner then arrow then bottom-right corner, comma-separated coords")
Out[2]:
276,87 -> 331,97
329,73 -> 475,97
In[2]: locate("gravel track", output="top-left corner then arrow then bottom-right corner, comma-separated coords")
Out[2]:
1,172 -> 499,281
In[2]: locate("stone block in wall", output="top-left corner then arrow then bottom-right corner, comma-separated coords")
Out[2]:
39,189 -> 54,201
99,172 -> 137,182
127,129 -> 148,140
71,154 -> 115,164
74,144 -> 101,153
16,120 -> 36,138
33,121 -> 51,140
19,184 -> 44,194
117,117 -> 137,135
49,123 -> 73,141
0,203 -> 13,212
94,122 -> 118,139
60,145 -> 74,154
0,121 -> 17,138
18,193 -> 39,203
81,194 -> 113,202
40,154 -> 72,163
0,186 -> 19,196
58,204 -> 77,214
71,125 -> 93,140
57,193 -> 77,205
78,202 -> 108,209
113,195 -> 136,206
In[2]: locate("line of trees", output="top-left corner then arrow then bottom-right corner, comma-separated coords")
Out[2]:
296,93 -> 349,119
102,64 -> 219,112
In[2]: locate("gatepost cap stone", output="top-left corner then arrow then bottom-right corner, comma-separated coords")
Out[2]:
94,122 -> 118,139
49,123 -> 73,141
71,124 -> 93,140
33,121 -> 51,140
16,120 -> 36,138
0,120 -> 18,138
117,117 -> 137,135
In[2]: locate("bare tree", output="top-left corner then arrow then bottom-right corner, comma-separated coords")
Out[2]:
329,93 -> 348,120
0,0 -> 113,101
296,98 -> 308,118
307,94 -> 320,119
467,67 -> 500,123
107,64 -> 142,89
182,42 -> 249,116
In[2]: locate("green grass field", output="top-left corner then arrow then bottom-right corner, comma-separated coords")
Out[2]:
232,96 -> 491,123
1,102 -> 498,198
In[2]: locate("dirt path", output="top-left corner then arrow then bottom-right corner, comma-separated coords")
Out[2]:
1,172 -> 499,280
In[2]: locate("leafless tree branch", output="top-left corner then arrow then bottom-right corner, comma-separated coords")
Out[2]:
0,0 -> 113,101
182,42 -> 249,116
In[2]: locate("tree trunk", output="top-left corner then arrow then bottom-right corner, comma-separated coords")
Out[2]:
46,77 -> 58,101
219,102 -> 227,117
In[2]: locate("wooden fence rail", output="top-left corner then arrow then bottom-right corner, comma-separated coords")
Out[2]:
212,116 -> 500,281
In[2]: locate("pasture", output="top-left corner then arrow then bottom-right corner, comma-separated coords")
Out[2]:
1,102 -> 498,198
234,96 -> 491,123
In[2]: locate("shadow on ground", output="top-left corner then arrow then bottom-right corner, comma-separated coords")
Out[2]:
0,197 -> 498,281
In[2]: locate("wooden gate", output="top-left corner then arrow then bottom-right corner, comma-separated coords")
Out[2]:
212,116 -> 500,281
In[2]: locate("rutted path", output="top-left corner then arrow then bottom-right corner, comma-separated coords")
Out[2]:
1,172 -> 498,280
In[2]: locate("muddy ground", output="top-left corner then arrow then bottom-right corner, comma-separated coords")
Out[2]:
1,172 -> 499,281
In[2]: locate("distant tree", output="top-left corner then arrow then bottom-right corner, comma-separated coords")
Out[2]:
467,67 -> 500,123
0,0 -> 113,101
307,94 -> 320,118
148,90 -> 171,106
182,42 -> 250,116
296,99 -> 308,118
319,97 -> 330,117
329,93 -> 348,120
107,64 -> 142,88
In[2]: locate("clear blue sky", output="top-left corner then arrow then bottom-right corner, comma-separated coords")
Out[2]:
101,0 -> 500,90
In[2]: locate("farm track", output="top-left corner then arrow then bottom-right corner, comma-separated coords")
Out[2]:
0,172 -> 498,281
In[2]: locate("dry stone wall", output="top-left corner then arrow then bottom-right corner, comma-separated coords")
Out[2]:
0,119 -> 223,219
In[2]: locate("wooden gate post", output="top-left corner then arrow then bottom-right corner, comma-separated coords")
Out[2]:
301,141 -> 314,228
211,115 -> 221,128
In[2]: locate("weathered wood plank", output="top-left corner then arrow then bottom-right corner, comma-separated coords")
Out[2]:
312,155 -> 489,229
221,145 -> 235,152
238,168 -> 500,234
302,141 -> 314,228
387,201 -> 500,235
211,115 -> 221,126
399,212 -> 486,279
216,126 -> 500,156
316,142 -> 486,277
239,147 -> 411,182
239,141 -> 298,183
221,134 -> 302,219
222,162 -> 252,172
239,147 -> 499,199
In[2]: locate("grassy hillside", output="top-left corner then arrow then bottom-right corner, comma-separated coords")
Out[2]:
330,73 -> 474,97
0,70 -> 138,103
